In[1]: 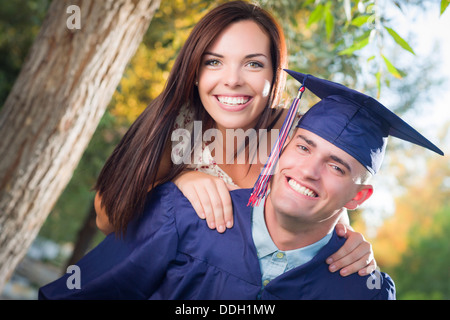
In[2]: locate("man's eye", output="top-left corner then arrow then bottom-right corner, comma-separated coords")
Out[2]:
297,145 -> 309,153
331,165 -> 345,175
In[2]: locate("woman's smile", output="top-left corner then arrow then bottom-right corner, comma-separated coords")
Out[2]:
215,95 -> 253,112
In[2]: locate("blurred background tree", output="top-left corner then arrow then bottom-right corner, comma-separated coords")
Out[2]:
353,140 -> 450,299
1,0 -> 448,299
0,0 -> 161,290
0,0 -> 51,105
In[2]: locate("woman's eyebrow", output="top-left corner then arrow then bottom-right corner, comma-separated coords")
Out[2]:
203,51 -> 224,58
203,52 -> 268,59
245,53 -> 268,59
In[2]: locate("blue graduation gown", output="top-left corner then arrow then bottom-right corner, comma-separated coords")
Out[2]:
39,182 -> 395,300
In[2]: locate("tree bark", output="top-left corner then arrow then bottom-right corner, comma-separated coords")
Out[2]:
0,0 -> 160,291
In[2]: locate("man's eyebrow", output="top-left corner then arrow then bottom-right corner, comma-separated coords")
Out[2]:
296,134 -> 316,148
296,134 -> 352,172
330,155 -> 352,173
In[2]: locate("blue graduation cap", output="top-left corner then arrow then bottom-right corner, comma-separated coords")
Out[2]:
286,69 -> 444,175
248,69 -> 444,207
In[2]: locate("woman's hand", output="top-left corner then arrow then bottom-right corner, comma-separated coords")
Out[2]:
173,171 -> 238,233
326,223 -> 377,276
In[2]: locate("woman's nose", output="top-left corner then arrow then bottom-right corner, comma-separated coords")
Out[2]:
224,66 -> 244,88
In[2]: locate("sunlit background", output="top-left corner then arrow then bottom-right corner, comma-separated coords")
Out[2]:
1,0 -> 449,299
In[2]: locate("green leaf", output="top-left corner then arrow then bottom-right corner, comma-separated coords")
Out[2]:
375,70 -> 382,99
325,7 -> 335,40
338,36 -> 369,56
354,30 -> 372,42
382,54 -> 403,79
384,26 -> 415,55
289,15 -> 298,28
441,0 -> 450,15
301,0 -> 316,7
351,15 -> 370,27
307,4 -> 325,28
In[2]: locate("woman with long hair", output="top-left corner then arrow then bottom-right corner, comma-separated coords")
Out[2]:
94,1 -> 375,276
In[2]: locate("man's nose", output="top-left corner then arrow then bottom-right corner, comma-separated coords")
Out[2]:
297,157 -> 321,181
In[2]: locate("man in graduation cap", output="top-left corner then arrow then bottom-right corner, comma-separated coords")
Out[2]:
39,70 -> 443,300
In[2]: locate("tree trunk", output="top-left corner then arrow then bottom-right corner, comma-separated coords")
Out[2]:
0,0 -> 160,291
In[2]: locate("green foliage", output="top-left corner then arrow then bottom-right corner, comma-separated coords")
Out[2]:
330,0 -> 417,95
338,31 -> 371,56
441,0 -> 450,15
384,26 -> 415,55
0,0 -> 50,107
389,207 -> 450,300
381,54 -> 404,79
306,2 -> 334,40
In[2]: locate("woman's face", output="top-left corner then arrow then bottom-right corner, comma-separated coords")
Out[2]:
197,20 -> 274,132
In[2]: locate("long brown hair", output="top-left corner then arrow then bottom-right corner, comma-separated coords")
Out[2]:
95,0 -> 287,236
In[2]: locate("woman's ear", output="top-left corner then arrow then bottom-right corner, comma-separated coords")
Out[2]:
344,185 -> 373,210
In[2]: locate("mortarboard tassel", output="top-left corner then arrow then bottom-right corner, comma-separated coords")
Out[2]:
248,83 -> 307,207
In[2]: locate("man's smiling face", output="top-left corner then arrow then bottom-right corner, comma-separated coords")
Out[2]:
268,128 -> 373,226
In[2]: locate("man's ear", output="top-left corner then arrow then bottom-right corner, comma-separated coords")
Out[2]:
344,185 -> 373,210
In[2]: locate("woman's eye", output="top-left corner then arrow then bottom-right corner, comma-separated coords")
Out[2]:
205,59 -> 221,67
247,61 -> 263,68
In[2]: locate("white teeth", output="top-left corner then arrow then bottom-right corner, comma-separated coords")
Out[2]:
288,178 -> 317,198
217,96 -> 249,106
